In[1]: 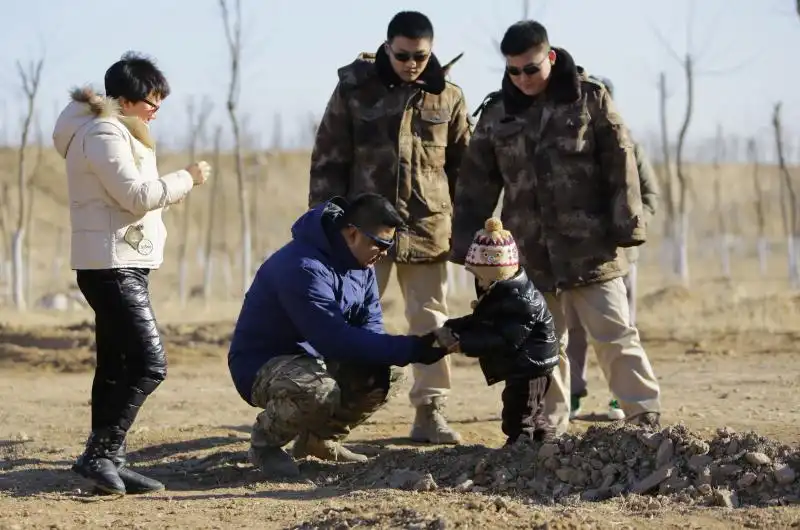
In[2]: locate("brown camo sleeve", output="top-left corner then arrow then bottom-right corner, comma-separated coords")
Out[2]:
308,82 -> 353,208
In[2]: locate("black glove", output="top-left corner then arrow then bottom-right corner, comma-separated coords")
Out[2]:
410,332 -> 449,365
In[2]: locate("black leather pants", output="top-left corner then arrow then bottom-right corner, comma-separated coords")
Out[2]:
76,268 -> 166,435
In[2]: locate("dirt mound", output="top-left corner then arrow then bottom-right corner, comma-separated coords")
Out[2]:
640,285 -> 696,311
700,292 -> 800,331
0,321 -> 233,372
336,424 -> 799,508
291,507 -> 449,530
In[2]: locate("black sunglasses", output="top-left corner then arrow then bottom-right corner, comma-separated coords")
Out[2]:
388,47 -> 430,63
506,53 -> 550,77
353,225 -> 394,251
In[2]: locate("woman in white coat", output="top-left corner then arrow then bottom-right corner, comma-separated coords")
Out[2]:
52,52 -> 210,495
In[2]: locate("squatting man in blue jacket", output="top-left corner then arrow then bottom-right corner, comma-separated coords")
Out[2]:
227,193 -> 455,478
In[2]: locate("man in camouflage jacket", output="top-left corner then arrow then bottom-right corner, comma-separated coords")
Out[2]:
450,21 -> 661,433
308,11 -> 471,444
565,75 -> 661,421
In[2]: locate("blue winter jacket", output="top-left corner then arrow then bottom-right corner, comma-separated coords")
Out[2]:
227,199 -> 421,405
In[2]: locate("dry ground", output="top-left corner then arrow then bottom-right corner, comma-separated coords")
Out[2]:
1,149 -> 799,527
1,267 -> 800,529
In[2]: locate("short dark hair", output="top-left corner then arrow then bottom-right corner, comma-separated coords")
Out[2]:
104,51 -> 171,102
500,21 -> 549,56
387,11 -> 434,42
341,193 -> 405,233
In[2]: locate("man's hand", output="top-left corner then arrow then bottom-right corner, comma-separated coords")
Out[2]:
433,326 -> 460,353
411,332 -> 451,365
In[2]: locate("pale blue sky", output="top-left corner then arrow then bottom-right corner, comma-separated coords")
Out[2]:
1,0 -> 799,160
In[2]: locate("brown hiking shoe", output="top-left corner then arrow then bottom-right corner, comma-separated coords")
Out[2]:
292,433 -> 368,463
410,398 -> 462,445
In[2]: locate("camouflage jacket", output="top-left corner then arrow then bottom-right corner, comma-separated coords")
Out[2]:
309,46 -> 471,263
625,142 -> 659,264
451,47 -> 647,292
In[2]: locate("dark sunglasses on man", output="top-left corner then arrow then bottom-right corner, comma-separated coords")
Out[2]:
353,225 -> 395,251
387,46 -> 430,63
506,52 -> 550,77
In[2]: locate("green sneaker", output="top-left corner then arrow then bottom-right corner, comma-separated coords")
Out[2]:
608,399 -> 625,420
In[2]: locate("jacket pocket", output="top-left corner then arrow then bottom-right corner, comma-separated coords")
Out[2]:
413,168 -> 451,215
416,108 -> 451,147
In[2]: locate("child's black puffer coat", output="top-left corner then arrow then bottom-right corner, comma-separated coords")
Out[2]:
446,267 -> 559,385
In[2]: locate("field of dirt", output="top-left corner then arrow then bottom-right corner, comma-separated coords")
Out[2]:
0,147 -> 799,528
1,268 -> 800,529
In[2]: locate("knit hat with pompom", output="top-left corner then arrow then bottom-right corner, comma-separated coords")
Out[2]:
464,217 -> 519,283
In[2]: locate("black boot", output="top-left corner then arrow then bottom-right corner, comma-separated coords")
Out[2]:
72,429 -> 126,495
99,440 -> 164,494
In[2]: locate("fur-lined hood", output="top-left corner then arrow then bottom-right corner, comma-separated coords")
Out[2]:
52,87 -> 155,158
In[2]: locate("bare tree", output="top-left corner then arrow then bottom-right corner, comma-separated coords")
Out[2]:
711,123 -> 731,279
177,96 -> 213,307
656,72 -> 678,274
219,0 -> 253,295
12,58 -> 44,310
24,119 -> 45,304
0,183 -> 9,301
772,102 -> 800,287
203,125 -> 223,304
672,53 -> 694,285
747,138 -> 768,276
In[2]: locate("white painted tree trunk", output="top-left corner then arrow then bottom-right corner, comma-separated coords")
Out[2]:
719,233 -> 731,279
789,235 -> 800,289
676,212 -> 690,285
224,253 -> 233,298
11,229 -> 25,310
203,254 -> 214,308
757,236 -> 769,277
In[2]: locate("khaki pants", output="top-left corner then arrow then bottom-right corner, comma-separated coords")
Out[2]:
374,260 -> 451,407
567,264 -> 638,396
542,277 -> 661,433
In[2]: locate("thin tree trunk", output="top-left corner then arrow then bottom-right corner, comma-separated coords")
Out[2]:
657,72 -> 677,276
748,138 -> 768,276
674,54 -> 694,285
772,102 -> 800,287
220,0 -> 252,295
203,126 -> 223,305
13,59 -> 44,310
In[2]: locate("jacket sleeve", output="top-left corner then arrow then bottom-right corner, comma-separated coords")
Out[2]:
445,88 -> 472,203
450,109 -> 504,265
593,89 -> 646,247
360,268 -> 385,334
634,142 -> 659,223
457,320 -> 509,358
83,121 -> 194,216
277,261 -> 418,366
309,82 -> 352,208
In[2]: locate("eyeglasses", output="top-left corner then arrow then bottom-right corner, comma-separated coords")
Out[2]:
506,53 -> 550,77
142,98 -> 161,113
387,46 -> 430,63
353,225 -> 394,251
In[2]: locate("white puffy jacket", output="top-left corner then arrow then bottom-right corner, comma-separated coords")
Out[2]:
53,87 -> 193,270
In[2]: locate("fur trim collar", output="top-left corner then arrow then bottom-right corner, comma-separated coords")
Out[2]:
70,87 -> 155,149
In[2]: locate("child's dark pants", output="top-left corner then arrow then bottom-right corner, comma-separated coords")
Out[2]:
502,373 -> 554,444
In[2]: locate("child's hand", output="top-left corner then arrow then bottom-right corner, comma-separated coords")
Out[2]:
433,326 -> 460,353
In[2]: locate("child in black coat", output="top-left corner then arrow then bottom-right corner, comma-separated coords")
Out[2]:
436,218 -> 559,445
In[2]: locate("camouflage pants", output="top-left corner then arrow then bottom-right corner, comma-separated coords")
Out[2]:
250,354 -> 405,448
